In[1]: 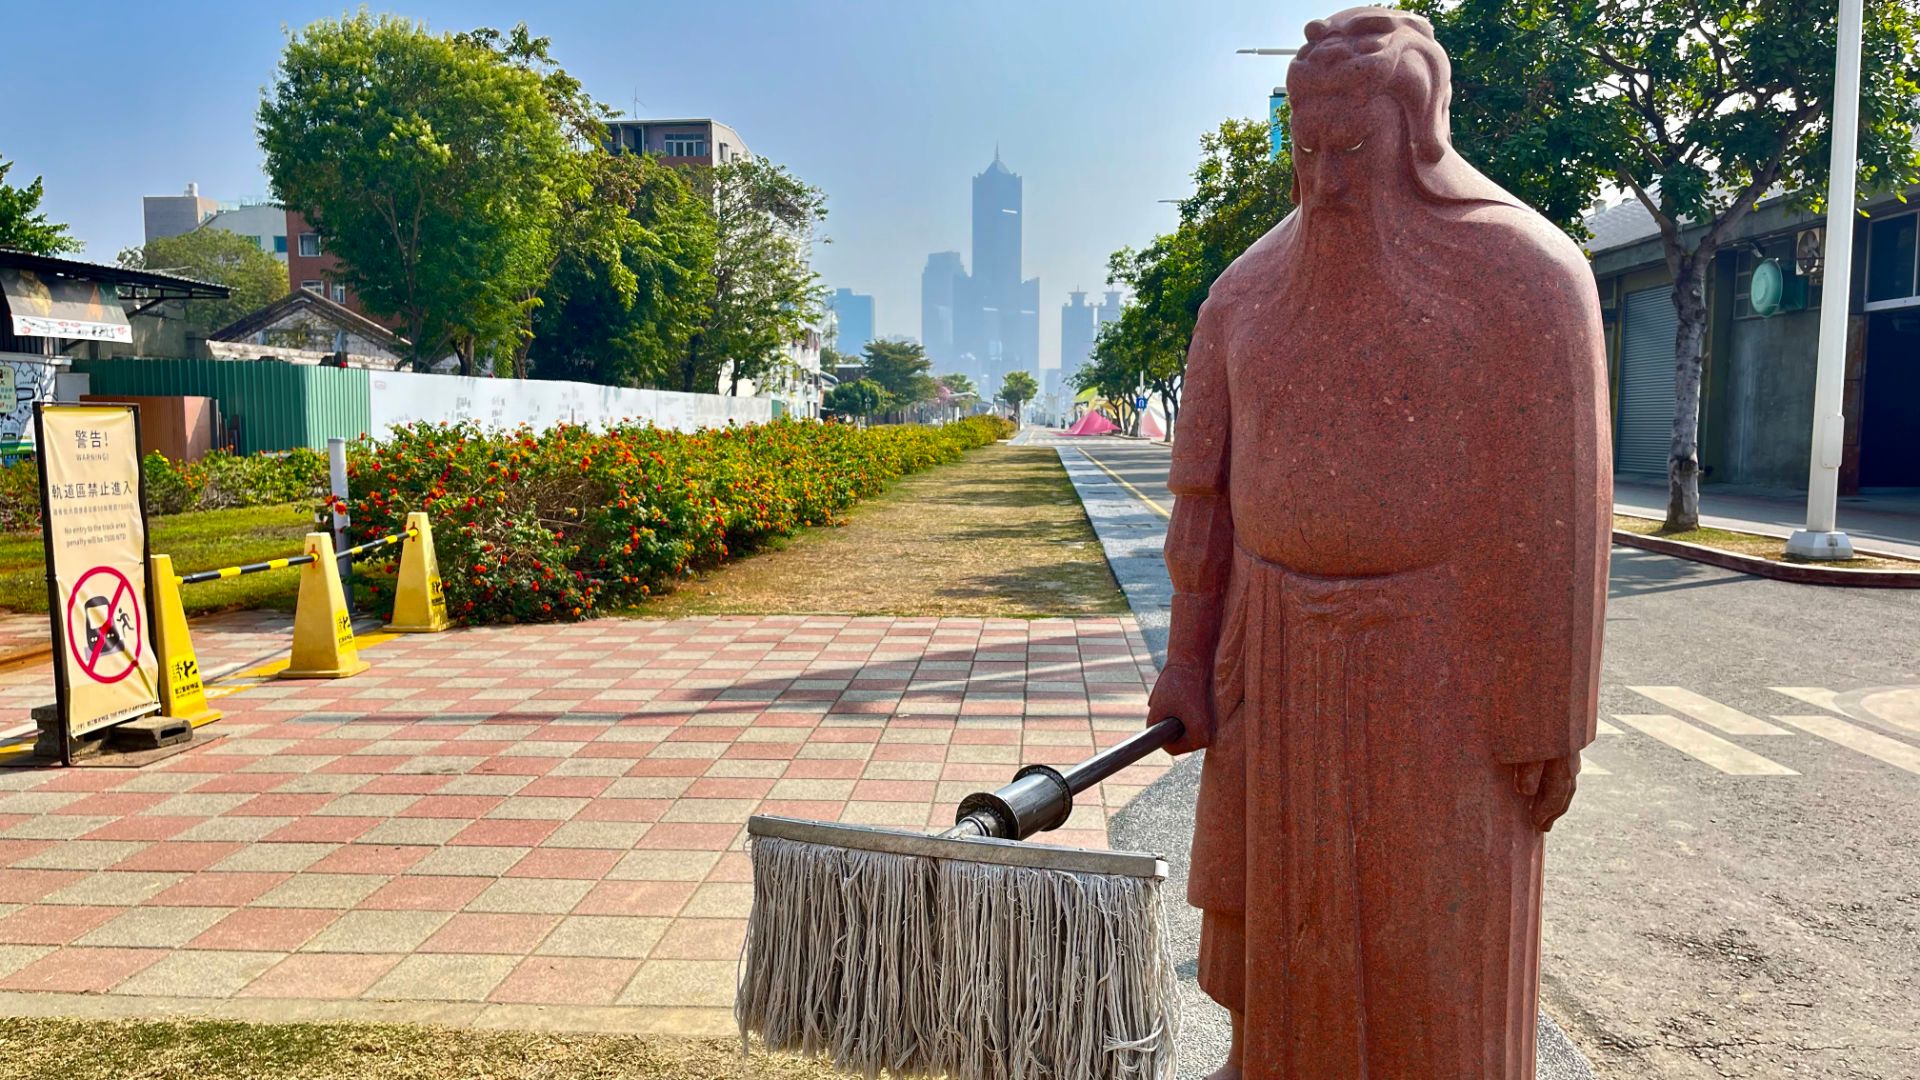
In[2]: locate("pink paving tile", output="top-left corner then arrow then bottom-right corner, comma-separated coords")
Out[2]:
684,777 -> 775,800
636,824 -> 738,851
307,845 -> 432,876
449,819 -> 559,847
574,799 -> 670,823
239,953 -> 399,999
361,876 -> 492,912
506,848 -> 621,880
112,841 -> 245,872
189,773 -> 284,794
420,912 -> 559,954
437,740 -> 510,757
0,868 -> 85,903
55,791 -> 167,816
706,852 -> 753,883
0,837 -> 49,866
573,742 -> 663,760
808,728 -> 882,744
0,946 -> 161,993
191,907 -> 339,951
151,872 -> 289,907
575,880 -> 696,917
228,793 -> 336,817
80,815 -> 203,842
403,795 -> 506,819
319,755 -> 411,775
473,756 -> 559,776
354,774 -> 454,795
782,759 -> 865,780
490,956 -> 637,1005
0,905 -> 124,945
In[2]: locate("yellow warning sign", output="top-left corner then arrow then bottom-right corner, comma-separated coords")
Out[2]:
34,404 -> 161,753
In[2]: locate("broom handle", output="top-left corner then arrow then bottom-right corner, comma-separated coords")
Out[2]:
946,717 -> 1185,841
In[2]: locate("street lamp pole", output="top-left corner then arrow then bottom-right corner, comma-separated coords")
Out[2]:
1786,0 -> 1864,561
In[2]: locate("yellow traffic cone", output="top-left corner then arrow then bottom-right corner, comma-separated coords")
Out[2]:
279,533 -> 370,679
149,554 -> 222,727
387,511 -> 450,633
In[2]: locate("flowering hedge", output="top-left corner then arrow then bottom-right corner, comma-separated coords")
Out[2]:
0,448 -> 328,530
346,415 -> 1014,624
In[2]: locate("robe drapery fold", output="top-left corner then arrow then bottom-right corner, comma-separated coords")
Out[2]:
1191,545 -> 1546,1079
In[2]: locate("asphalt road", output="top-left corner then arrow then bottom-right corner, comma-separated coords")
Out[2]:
1060,434 -> 1920,1080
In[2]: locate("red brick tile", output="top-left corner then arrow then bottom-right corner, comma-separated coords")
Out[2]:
782,759 -> 864,779
0,905 -> 123,945
229,793 -> 335,817
188,773 -> 283,794
80,815 -> 202,842
506,848 -> 620,880
0,946 -> 160,993
191,907 -> 339,951
56,791 -> 167,816
449,819 -> 558,847
684,777 -> 774,800
808,728 -> 882,744
361,876 -> 491,912
490,956 -> 637,1005
239,953 -> 398,998
308,844 -> 432,875
403,795 -> 506,819
0,868 -> 86,903
574,799 -> 670,823
319,755 -> 410,775
0,838 -> 51,868
473,756 -> 559,776
112,841 -> 245,872
706,853 -> 753,883
151,872 -> 289,907
575,880 -> 695,917
636,823 -> 738,851
420,912 -> 558,954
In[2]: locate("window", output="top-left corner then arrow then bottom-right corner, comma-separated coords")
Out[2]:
300,280 -> 324,294
1866,212 -> 1918,304
298,232 -> 321,257
662,133 -> 708,158
273,235 -> 288,254
718,142 -> 730,162
331,283 -> 347,303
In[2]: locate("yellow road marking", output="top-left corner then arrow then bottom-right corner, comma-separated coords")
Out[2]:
1614,714 -> 1798,775
1775,714 -> 1920,775
1627,686 -> 1787,735
1077,448 -> 1171,518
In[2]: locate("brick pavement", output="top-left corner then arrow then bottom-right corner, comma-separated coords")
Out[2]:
0,614 -> 1166,1033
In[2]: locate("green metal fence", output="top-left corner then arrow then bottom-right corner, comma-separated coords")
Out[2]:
69,359 -> 371,454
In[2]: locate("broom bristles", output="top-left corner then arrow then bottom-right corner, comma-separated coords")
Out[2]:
738,833 -> 1179,1080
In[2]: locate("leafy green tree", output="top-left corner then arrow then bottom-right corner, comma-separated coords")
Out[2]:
529,153 -> 714,386
258,13 -> 570,373
0,157 -> 80,256
997,370 -> 1039,417
1411,0 -> 1920,529
676,158 -> 827,395
862,338 -> 937,412
824,378 -> 887,419
117,228 -> 289,337
937,372 -> 976,398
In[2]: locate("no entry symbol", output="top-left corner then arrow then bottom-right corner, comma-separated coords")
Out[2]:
65,565 -> 143,684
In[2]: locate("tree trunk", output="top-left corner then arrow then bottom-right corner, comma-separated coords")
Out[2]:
1665,250 -> 1712,531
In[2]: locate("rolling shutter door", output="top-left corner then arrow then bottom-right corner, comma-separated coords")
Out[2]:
1616,286 -> 1678,477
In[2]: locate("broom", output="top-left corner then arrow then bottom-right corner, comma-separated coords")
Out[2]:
737,717 -> 1185,1080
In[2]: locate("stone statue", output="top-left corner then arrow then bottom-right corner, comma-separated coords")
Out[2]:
1145,8 -> 1612,1079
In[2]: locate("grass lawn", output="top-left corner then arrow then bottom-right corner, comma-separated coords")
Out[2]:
642,442 -> 1129,618
0,1018 -> 841,1080
1613,513 -> 1918,569
0,503 -> 318,616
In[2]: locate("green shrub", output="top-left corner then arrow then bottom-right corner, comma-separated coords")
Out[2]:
347,415 -> 1007,624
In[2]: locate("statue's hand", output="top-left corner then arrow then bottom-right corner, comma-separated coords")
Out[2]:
1148,662 -> 1214,756
1513,753 -> 1580,832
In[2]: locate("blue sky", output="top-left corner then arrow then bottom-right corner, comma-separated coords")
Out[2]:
2,0 -> 1326,368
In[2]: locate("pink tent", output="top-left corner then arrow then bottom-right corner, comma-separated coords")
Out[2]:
1139,410 -> 1166,440
1064,410 -> 1120,437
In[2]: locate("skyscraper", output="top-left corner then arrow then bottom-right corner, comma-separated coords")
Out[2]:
931,150 -> 1040,395
1060,289 -> 1097,392
827,287 -> 875,355
920,252 -> 965,370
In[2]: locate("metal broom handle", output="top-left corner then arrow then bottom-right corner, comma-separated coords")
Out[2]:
944,718 -> 1185,841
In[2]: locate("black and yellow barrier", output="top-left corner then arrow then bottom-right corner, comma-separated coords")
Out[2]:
177,527 -> 415,586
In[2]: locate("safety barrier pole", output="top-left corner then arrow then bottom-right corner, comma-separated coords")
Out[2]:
148,554 -> 221,727
279,532 -> 369,680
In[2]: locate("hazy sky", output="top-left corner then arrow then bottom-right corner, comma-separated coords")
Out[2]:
3,0 -> 1329,369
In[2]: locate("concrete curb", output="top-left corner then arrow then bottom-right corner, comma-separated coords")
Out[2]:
1612,525 -> 1920,588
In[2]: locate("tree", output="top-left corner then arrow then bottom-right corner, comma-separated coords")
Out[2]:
118,228 -> 289,336
937,372 -> 976,398
258,14 -> 571,373
862,338 -> 937,413
824,378 -> 887,420
1411,0 -> 1920,529
998,370 -> 1039,417
0,157 -> 81,256
675,158 -> 827,395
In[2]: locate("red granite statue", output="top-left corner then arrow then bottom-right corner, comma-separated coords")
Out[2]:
1145,8 -> 1611,1079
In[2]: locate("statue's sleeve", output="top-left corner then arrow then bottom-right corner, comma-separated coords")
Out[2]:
1481,264 -> 1612,764
1164,298 -> 1234,675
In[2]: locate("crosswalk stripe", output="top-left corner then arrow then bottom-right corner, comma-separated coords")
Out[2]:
1579,753 -> 1610,775
1613,714 -> 1799,776
1770,687 -> 1842,713
1594,719 -> 1623,736
1626,686 -> 1788,735
1774,714 -> 1920,775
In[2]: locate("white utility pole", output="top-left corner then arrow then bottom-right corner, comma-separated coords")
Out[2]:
1787,0 -> 1864,560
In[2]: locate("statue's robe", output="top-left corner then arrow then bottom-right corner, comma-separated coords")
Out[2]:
1167,192 -> 1611,1078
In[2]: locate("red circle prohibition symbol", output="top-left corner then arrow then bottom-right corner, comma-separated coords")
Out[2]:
64,565 -> 143,684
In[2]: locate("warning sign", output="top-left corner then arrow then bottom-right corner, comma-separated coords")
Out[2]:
35,404 -> 160,756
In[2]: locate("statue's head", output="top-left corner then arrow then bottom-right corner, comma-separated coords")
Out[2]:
1285,7 -> 1456,206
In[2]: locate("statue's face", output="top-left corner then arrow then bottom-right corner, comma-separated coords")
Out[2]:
1287,8 -> 1416,205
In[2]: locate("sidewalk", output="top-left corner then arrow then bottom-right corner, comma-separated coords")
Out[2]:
0,613 -> 1165,1033
1614,479 -> 1920,560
